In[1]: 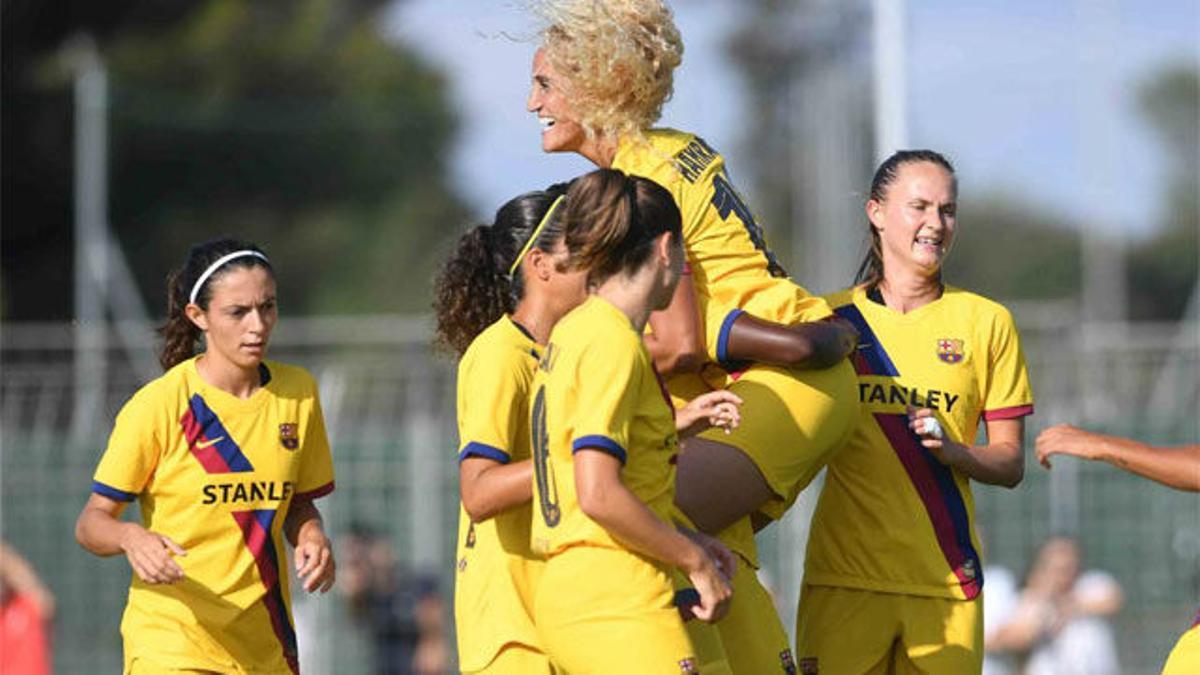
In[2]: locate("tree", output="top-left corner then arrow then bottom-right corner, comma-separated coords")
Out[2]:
1,0 -> 468,319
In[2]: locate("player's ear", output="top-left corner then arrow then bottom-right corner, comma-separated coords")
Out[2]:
866,199 -> 885,232
654,231 -> 674,266
185,303 -> 209,332
526,247 -> 554,281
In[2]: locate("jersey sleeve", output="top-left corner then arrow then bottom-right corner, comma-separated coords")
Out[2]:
92,391 -> 162,502
982,306 -> 1035,420
568,337 -> 642,464
457,349 -> 529,464
295,387 -> 335,500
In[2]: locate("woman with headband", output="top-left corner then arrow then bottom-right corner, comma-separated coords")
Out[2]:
75,238 -> 336,674
524,1 -> 859,670
435,182 -> 741,674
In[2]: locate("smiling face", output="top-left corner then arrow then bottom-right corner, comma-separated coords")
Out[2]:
186,266 -> 277,371
867,161 -> 958,278
527,48 -> 588,154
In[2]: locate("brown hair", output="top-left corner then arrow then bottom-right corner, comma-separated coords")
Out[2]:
158,238 -> 273,371
856,149 -> 956,288
562,168 -> 681,285
432,184 -> 570,356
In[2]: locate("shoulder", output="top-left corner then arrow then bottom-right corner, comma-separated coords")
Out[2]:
554,301 -> 639,361
823,286 -> 860,310
943,286 -> 1018,328
264,361 -> 319,397
619,128 -> 724,186
459,320 -> 537,383
120,363 -> 189,416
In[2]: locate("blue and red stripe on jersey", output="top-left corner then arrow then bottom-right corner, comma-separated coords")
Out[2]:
233,509 -> 299,675
179,394 -> 254,473
835,302 -> 982,599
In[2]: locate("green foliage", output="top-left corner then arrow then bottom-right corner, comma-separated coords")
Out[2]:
3,0 -> 468,317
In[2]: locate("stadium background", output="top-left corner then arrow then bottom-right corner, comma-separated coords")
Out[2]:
2,1 -> 1197,673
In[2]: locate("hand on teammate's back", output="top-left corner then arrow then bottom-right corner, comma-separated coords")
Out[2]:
676,390 -> 743,438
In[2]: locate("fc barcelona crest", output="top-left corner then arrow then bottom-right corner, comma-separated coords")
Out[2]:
279,423 -> 299,450
678,657 -> 699,675
936,338 -> 964,364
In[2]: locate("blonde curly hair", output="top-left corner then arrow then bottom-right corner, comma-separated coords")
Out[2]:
534,0 -> 684,141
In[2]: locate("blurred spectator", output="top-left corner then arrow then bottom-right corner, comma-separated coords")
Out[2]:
988,537 -> 1123,675
339,524 -> 449,675
0,541 -> 55,675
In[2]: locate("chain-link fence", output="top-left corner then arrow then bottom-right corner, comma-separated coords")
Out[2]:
2,311 -> 1197,673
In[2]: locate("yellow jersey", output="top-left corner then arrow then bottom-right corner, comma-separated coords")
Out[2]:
804,286 -> 1033,600
453,315 -> 545,671
91,357 -> 334,674
530,296 -> 680,556
612,128 -> 831,364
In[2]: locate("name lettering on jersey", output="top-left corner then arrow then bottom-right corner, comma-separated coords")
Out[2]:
202,480 -> 294,505
672,137 -> 718,184
858,382 -> 960,413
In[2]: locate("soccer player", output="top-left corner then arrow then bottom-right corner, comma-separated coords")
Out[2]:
433,184 -> 581,674
525,3 -> 859,670
435,182 -> 740,674
1035,425 -> 1199,673
531,168 -> 740,674
75,239 -> 335,674
795,150 -> 1033,673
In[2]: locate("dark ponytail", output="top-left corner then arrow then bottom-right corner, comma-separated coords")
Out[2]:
433,183 -> 569,356
563,168 -> 681,285
157,238 -> 273,371
856,149 -> 955,288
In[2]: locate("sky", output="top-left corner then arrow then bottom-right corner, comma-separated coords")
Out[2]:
386,0 -> 1198,239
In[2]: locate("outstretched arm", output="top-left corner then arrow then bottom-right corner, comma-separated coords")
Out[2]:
1036,424 -> 1200,492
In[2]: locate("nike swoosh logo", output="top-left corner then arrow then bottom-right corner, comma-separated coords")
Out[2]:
195,436 -> 225,449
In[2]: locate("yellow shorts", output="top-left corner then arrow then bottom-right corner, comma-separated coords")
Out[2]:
715,554 -> 795,674
795,584 -> 981,675
1163,622 -> 1200,675
464,643 -> 556,674
700,360 -> 859,521
536,546 -> 699,675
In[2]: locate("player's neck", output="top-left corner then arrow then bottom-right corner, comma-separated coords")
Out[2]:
195,352 -> 262,399
595,274 -> 655,333
878,271 -> 943,314
578,134 -> 619,168
511,299 -> 558,346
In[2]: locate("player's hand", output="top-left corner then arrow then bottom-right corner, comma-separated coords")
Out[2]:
680,546 -> 732,623
1036,424 -> 1101,469
295,532 -> 336,593
680,528 -> 737,581
119,524 -> 186,584
908,407 -> 960,465
676,390 -> 743,438
826,316 -> 860,360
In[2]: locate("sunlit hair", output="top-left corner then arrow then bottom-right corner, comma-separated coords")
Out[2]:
535,0 -> 683,141
562,168 -> 681,285
856,149 -> 956,289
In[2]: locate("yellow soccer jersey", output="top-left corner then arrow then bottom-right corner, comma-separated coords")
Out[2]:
804,286 -> 1033,600
91,357 -> 334,674
530,296 -> 680,556
612,128 -> 831,364
453,315 -> 545,671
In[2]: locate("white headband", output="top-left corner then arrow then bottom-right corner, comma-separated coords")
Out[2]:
188,250 -> 270,305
